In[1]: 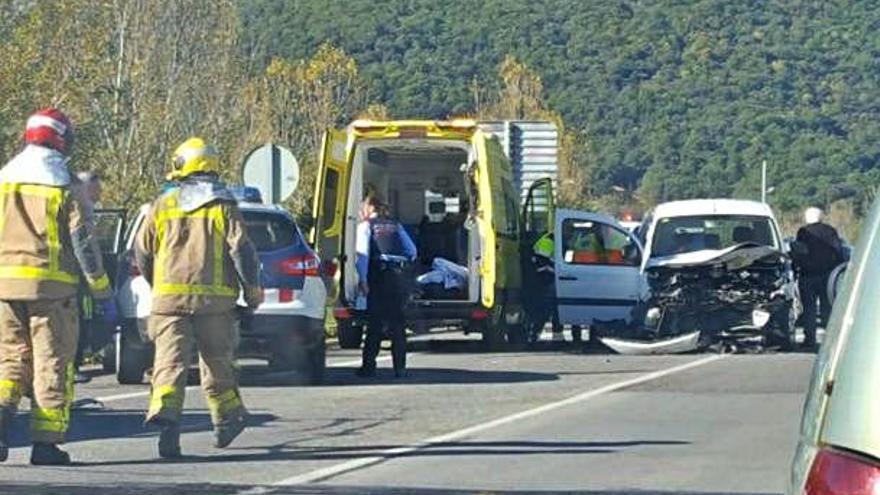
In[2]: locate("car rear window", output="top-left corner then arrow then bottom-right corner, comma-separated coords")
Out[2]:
242,211 -> 301,252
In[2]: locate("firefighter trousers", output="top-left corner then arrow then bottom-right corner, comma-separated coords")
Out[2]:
0,297 -> 78,444
146,312 -> 246,427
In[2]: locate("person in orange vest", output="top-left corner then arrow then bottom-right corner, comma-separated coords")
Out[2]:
135,137 -> 262,458
0,109 -> 114,465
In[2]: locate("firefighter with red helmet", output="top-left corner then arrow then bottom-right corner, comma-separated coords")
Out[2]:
0,109 -> 114,465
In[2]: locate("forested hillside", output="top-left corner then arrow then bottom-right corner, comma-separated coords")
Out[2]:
240,0 -> 880,222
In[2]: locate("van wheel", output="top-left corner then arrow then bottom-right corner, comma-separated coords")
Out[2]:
481,323 -> 506,351
337,321 -> 363,349
116,325 -> 148,385
506,323 -> 526,348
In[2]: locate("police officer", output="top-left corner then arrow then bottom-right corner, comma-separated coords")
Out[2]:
135,137 -> 262,458
794,207 -> 844,351
355,195 -> 417,378
0,109 -> 113,465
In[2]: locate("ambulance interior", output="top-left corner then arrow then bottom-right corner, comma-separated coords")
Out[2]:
344,139 -> 480,304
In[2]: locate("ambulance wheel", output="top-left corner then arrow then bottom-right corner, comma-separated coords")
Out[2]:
506,323 -> 526,347
338,321 -> 364,349
481,323 -> 506,351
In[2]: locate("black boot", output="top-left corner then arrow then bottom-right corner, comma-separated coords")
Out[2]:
30,443 -> 70,466
0,408 -> 10,463
158,422 -> 181,459
355,366 -> 376,378
214,415 -> 247,449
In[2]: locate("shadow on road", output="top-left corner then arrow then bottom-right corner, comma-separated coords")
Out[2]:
321,367 -> 559,386
234,366 -> 559,387
0,484 -> 777,495
6,409 -> 277,448
80,439 -> 687,467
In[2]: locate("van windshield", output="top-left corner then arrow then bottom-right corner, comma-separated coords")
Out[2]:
651,215 -> 777,258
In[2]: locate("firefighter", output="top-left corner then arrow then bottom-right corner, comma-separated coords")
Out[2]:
135,137 -> 262,458
0,109 -> 113,465
355,195 -> 417,379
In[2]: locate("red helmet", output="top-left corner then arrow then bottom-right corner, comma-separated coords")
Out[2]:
23,108 -> 74,155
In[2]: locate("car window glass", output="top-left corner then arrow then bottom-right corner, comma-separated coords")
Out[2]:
320,168 -> 339,234
242,211 -> 300,252
93,211 -> 124,253
561,219 -> 637,266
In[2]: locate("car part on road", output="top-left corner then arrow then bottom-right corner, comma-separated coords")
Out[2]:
600,331 -> 701,355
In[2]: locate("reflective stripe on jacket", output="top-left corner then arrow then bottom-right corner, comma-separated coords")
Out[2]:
135,182 -> 260,315
0,147 -> 110,300
532,232 -> 555,274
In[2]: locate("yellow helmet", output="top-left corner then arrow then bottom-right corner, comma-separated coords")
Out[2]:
168,137 -> 220,180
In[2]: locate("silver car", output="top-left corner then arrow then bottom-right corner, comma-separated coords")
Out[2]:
789,197 -> 880,492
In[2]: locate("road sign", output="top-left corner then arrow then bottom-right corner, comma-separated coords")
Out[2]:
241,143 -> 299,204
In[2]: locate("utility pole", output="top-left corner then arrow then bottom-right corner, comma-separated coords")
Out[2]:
761,160 -> 767,203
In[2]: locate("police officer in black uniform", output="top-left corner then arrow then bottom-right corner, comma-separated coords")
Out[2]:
794,207 -> 844,350
355,196 -> 417,378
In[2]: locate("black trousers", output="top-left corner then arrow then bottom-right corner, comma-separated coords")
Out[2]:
799,272 -> 831,346
362,266 -> 409,372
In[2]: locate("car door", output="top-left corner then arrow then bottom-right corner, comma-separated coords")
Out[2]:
554,210 -> 643,325
92,208 -> 127,286
521,177 -> 555,246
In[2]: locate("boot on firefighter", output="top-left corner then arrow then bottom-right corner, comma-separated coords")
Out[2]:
0,109 -> 115,465
135,137 -> 262,458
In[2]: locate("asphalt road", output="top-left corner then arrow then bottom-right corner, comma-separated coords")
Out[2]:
0,334 -> 815,495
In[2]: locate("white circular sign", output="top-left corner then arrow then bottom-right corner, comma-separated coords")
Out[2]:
242,143 -> 299,204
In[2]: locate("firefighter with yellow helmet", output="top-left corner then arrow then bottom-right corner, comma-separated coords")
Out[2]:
0,109 -> 113,465
135,137 -> 262,458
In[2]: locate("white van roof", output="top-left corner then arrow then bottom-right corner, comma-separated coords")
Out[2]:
652,199 -> 774,219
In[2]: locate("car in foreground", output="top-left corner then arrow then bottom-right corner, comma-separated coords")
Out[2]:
110,188 -> 327,385
788,194 -> 880,494
605,199 -> 797,353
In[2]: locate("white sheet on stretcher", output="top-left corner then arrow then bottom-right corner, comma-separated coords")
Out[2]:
417,257 -> 469,290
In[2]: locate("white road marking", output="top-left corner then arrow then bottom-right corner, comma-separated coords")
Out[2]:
91,355 -> 392,403
239,354 -> 726,493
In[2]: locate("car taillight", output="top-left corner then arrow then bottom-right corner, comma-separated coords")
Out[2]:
471,309 -> 490,320
806,448 -> 880,495
279,254 -> 319,277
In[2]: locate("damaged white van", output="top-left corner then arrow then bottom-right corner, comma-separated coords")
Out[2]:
624,199 -> 799,352
311,120 -> 555,349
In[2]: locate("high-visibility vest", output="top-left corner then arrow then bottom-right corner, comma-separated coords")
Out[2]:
152,197 -> 237,299
0,183 -> 110,297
